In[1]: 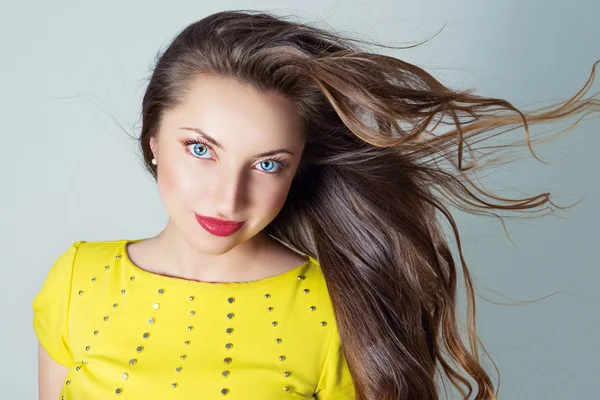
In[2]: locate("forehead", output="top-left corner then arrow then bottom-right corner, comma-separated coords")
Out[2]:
163,75 -> 305,146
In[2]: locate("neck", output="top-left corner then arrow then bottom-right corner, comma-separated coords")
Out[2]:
150,219 -> 273,283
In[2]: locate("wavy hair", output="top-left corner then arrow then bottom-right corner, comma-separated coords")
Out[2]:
138,10 -> 599,399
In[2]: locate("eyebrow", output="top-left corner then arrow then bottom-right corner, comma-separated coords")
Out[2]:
179,127 -> 295,157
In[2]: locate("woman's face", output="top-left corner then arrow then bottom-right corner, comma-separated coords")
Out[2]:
150,75 -> 306,254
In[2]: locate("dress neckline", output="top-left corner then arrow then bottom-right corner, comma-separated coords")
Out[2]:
119,238 -> 315,290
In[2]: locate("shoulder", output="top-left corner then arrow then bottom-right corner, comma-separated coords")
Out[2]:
34,239 -> 131,290
43,239 -> 135,287
52,239 -> 131,255
67,239 -> 137,277
70,239 -> 137,264
75,238 -> 129,252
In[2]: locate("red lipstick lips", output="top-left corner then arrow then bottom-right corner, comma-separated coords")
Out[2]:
195,213 -> 244,237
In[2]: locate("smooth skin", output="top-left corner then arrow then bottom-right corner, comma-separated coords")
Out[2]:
38,74 -> 308,397
38,343 -> 68,400
143,74 -> 307,283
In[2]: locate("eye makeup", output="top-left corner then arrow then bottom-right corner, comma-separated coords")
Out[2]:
181,136 -> 289,175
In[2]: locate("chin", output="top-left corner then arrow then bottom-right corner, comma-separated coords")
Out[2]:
188,232 -> 239,255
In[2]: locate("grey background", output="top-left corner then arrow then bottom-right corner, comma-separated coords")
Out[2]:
2,0 -> 598,398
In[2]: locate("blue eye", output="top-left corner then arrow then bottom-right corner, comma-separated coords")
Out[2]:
189,143 -> 211,158
182,138 -> 288,175
256,160 -> 281,173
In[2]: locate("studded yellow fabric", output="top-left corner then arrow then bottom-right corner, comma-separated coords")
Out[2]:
32,239 -> 355,399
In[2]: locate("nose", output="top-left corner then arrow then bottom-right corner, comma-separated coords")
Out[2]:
210,165 -> 247,219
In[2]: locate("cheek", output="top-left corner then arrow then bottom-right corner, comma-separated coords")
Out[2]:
251,179 -> 293,219
156,158 -> 203,206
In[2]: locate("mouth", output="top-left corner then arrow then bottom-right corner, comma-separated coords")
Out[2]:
194,213 -> 245,237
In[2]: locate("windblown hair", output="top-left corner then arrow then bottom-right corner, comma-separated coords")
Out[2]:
138,10 -> 599,400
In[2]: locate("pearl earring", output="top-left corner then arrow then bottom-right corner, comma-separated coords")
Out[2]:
151,158 -> 157,165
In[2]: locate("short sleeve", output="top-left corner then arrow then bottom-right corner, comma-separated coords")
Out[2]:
314,328 -> 356,399
32,241 -> 85,367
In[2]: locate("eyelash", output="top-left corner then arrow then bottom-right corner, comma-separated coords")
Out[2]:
181,137 -> 289,175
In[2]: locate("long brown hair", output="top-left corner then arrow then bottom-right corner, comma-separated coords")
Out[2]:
138,10 -> 599,399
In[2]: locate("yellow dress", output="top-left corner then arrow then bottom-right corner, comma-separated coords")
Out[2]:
32,239 -> 355,399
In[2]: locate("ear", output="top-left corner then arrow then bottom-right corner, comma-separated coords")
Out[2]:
149,136 -> 157,157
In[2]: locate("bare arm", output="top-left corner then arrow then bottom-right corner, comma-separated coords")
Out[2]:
38,342 -> 68,400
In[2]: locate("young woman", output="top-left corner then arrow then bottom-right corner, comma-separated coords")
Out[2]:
32,9 -> 599,400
